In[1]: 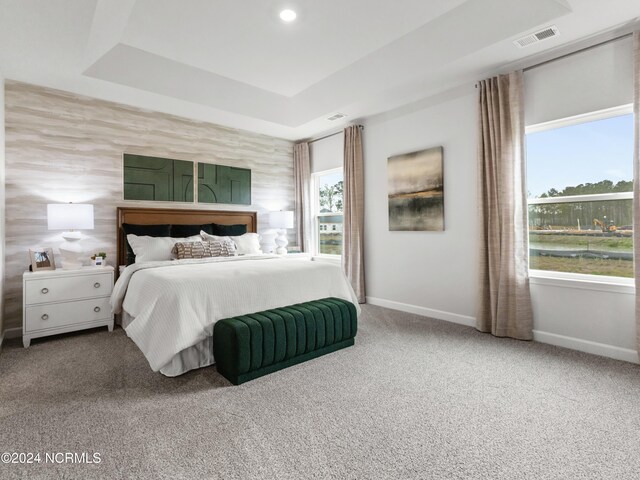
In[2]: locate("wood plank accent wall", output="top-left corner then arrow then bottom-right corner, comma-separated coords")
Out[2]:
4,81 -> 294,331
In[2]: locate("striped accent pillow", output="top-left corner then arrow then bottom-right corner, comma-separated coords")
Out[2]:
173,240 -> 236,259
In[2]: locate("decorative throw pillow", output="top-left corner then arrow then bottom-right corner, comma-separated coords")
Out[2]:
127,234 -> 200,263
173,240 -> 236,259
200,231 -> 262,255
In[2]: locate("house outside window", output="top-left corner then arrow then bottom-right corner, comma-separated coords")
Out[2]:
526,106 -> 634,279
312,168 -> 343,257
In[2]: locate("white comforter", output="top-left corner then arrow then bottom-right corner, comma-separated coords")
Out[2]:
110,255 -> 360,372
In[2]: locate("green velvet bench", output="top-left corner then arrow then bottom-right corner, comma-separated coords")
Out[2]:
213,297 -> 358,385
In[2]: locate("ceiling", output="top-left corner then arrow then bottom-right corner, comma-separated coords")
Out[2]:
0,0 -> 639,140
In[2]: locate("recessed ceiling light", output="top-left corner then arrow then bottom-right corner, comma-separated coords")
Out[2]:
279,9 -> 297,22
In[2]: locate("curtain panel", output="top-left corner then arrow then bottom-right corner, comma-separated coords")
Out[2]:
476,71 -> 533,340
343,125 -> 366,303
293,142 -> 311,252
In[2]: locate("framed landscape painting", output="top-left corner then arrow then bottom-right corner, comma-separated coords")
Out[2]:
388,146 -> 444,231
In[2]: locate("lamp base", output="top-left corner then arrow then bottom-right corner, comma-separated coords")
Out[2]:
259,231 -> 278,254
274,229 -> 289,255
58,232 -> 85,270
60,259 -> 83,270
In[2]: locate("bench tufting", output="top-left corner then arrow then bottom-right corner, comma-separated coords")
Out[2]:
213,297 -> 358,385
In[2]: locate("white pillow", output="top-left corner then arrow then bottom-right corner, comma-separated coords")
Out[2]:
127,234 -> 201,263
233,233 -> 262,255
200,231 -> 262,255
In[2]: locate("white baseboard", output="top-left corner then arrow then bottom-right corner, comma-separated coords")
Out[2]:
532,330 -> 639,364
365,296 -> 639,364
365,296 -> 475,327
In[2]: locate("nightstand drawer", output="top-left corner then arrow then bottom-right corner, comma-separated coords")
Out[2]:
25,272 -> 113,305
25,297 -> 111,333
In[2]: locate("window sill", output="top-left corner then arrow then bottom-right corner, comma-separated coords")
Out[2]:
529,270 -> 634,295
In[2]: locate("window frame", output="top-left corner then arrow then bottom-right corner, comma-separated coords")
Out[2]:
525,104 -> 634,283
311,167 -> 343,259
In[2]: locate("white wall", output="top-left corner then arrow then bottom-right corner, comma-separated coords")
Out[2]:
530,278 -> 636,362
362,36 -> 638,363
363,91 -> 478,325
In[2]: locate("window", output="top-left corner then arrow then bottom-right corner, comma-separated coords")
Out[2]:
526,107 -> 634,278
312,168 -> 343,256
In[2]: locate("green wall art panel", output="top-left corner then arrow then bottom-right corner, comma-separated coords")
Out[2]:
198,163 -> 251,205
123,154 -> 194,202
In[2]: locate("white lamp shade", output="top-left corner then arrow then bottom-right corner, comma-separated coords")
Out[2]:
47,203 -> 94,230
269,210 -> 294,229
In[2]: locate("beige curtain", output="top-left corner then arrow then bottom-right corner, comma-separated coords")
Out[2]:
293,142 -> 311,252
343,125 -> 365,303
633,32 -> 640,357
476,71 -> 533,340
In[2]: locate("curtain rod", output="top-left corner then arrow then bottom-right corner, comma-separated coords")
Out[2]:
307,125 -> 364,144
475,32 -> 633,87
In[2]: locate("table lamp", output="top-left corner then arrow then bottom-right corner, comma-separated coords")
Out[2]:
47,203 -> 94,269
269,210 -> 294,255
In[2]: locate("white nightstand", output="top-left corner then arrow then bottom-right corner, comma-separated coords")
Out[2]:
22,266 -> 115,347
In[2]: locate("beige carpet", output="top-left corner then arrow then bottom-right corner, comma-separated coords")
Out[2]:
1,304 -> 639,479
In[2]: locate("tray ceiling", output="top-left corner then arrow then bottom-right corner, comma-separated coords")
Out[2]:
0,0 -> 639,139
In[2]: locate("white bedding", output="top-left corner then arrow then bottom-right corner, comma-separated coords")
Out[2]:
111,255 -> 359,375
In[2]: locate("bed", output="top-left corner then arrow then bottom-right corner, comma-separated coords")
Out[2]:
111,207 -> 359,377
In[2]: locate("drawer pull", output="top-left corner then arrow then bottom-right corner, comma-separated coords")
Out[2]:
94,282 -> 101,288
41,288 -> 49,294
41,314 -> 49,320
94,306 -> 101,313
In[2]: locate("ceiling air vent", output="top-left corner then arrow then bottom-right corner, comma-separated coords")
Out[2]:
327,113 -> 346,121
513,25 -> 559,49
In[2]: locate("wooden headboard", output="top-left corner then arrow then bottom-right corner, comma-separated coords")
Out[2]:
116,207 -> 257,268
